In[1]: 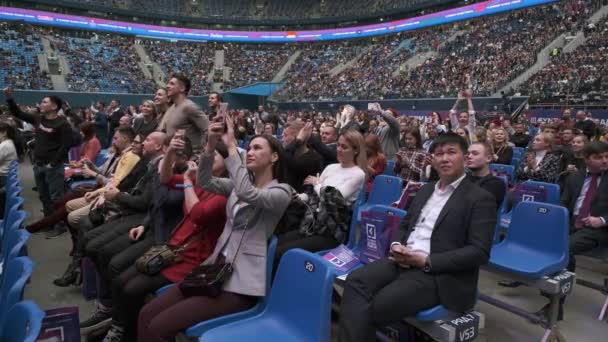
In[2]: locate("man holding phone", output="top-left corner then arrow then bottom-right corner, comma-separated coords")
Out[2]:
163,73 -> 209,154
339,133 -> 497,342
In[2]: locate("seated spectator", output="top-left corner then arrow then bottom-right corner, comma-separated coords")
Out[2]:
65,122 -> 102,179
308,123 -> 338,168
491,128 -> 513,165
99,136 -> 229,342
395,127 -> 427,184
511,122 -> 531,148
567,134 -> 589,172
138,114 -> 291,342
455,127 -> 471,146
338,132 -> 497,341
264,122 -> 276,136
466,142 -> 507,209
276,129 -> 368,260
133,100 -> 159,138
154,88 -> 169,130
516,133 -> 561,183
364,134 -> 386,194
280,120 -> 323,192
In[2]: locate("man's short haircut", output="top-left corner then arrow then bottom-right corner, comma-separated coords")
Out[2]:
113,99 -> 121,105
542,123 -> 558,132
471,141 -> 493,156
583,141 -> 608,158
210,91 -> 223,102
429,132 -> 468,154
45,96 -> 63,111
116,126 -> 135,142
172,73 -> 192,95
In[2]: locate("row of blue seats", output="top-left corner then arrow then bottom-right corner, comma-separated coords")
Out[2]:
0,161 -> 45,342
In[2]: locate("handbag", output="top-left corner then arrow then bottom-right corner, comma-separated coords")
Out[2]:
178,210 -> 253,298
135,233 -> 200,275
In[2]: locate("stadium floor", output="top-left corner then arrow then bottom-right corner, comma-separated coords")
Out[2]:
19,159 -> 608,341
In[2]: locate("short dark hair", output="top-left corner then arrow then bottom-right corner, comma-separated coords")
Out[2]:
172,73 -> 191,95
583,142 -> 608,158
45,96 -> 63,112
116,126 -> 135,142
429,132 -> 468,154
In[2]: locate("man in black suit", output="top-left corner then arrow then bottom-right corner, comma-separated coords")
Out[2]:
339,133 -> 497,342
561,141 -> 608,272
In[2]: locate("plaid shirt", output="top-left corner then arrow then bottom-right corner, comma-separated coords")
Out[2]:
395,148 -> 427,183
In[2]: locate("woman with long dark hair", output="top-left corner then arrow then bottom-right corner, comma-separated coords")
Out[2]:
395,127 -> 427,184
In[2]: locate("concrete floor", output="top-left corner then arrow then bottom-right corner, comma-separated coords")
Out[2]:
19,160 -> 608,341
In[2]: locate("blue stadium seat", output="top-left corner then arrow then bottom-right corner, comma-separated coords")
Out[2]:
512,147 -> 525,159
70,179 -> 98,190
356,175 -> 403,223
382,160 -> 397,177
1,228 -> 30,267
415,305 -> 449,321
489,202 -> 569,278
489,164 -> 515,184
0,257 -> 34,329
521,180 -> 560,205
510,156 -> 521,169
202,249 -> 336,342
95,149 -> 110,166
184,236 -> 279,337
0,300 -> 44,342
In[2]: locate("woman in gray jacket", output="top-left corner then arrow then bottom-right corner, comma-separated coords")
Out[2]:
137,114 -> 291,342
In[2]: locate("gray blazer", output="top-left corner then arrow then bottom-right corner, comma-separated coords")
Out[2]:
197,151 -> 291,296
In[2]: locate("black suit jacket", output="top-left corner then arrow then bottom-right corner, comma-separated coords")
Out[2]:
560,169 -> 608,226
392,177 -> 497,312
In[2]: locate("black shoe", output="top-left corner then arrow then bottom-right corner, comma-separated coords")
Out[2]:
45,223 -> 67,239
53,261 -> 81,287
498,280 -> 524,288
32,186 -> 38,192
32,225 -> 54,235
80,306 -> 113,335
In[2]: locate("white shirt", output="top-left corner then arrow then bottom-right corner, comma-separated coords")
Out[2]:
298,164 -> 366,205
405,174 -> 466,256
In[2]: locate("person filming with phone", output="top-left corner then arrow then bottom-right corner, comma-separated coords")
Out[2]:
338,132 -> 497,342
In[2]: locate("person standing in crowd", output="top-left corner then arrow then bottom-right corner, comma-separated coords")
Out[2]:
107,99 -> 123,142
154,88 -> 170,131
163,73 -> 209,154
91,101 -> 110,148
336,105 -> 360,135
516,133 -> 561,183
256,104 -> 283,130
510,122 -> 530,148
395,127 -> 427,184
490,127 -> 513,165
0,121 -> 18,214
338,133 -> 496,342
4,87 -> 72,217
138,114 -> 291,342
466,142 -> 507,209
280,120 -> 323,192
308,123 -> 338,168
206,92 -> 223,122
575,110 -> 596,140
369,103 -> 400,160
133,100 -> 159,138
449,90 -> 476,143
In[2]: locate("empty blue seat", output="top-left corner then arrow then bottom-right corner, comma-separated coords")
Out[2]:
1,228 -> 30,266
202,249 -> 336,342
382,160 -> 397,177
0,257 -> 34,329
512,147 -> 525,159
356,175 -> 403,223
520,181 -> 560,205
489,164 -> 515,184
489,202 -> 569,278
0,300 -> 44,342
184,235 -> 279,337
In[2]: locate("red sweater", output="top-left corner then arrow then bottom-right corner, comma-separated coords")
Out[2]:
161,174 -> 227,282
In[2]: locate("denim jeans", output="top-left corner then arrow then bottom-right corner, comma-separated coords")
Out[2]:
33,163 -> 66,216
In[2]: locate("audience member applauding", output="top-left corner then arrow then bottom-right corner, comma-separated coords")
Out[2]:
449,90 -> 476,143
280,120 -> 323,192
466,142 -> 507,209
338,132 -> 497,342
395,127 -> 427,184
490,127 -> 513,165
517,133 -> 561,183
100,136 -> 229,342
275,129 -> 367,260
308,123 -> 339,168
138,113 -> 291,342
369,103 -> 400,160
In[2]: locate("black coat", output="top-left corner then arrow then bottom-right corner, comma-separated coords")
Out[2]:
561,169 -> 608,227
392,177 -> 497,312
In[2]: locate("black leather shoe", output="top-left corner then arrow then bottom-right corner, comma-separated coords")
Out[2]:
53,261 -> 81,287
498,280 -> 524,288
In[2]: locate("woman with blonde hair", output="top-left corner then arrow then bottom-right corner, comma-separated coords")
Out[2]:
133,100 -> 159,138
276,129 -> 367,258
490,127 -> 513,165
516,132 -> 561,183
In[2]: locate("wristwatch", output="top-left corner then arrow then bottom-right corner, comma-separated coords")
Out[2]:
423,257 -> 432,273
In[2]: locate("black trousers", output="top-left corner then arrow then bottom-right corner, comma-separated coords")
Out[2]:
338,258 -> 439,342
112,265 -> 171,338
568,227 -> 608,272
84,214 -> 153,305
275,230 -> 339,269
